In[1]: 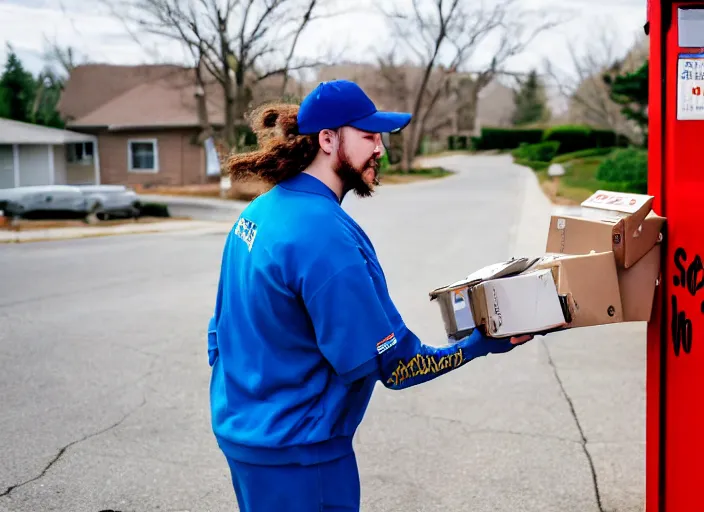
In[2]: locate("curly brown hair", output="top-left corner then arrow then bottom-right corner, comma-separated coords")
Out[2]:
225,103 -> 320,185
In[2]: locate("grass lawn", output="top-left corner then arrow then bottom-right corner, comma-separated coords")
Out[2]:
557,156 -> 614,203
533,153 -> 615,205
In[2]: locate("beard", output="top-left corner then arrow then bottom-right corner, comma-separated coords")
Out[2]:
334,144 -> 380,199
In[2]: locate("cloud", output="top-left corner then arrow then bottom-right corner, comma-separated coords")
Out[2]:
0,0 -> 647,82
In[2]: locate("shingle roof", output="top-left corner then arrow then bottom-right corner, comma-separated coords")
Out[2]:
57,64 -> 191,122
66,71 -> 225,130
0,118 -> 95,144
58,63 -> 297,131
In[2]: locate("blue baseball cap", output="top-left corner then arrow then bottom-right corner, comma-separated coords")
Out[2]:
297,80 -> 412,135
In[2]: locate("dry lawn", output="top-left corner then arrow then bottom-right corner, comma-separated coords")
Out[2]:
539,178 -> 582,206
134,179 -> 272,202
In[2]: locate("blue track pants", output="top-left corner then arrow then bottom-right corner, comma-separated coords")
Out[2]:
225,452 -> 361,511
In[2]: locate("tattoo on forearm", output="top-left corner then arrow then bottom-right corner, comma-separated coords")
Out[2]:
385,349 -> 465,387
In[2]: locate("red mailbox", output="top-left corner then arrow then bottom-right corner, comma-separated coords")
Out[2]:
647,1 -> 704,510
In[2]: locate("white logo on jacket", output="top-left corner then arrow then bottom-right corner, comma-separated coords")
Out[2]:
376,333 -> 397,355
234,217 -> 258,251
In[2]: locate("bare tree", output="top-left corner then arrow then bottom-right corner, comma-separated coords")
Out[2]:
380,0 -> 566,171
105,0 -> 345,149
543,26 -> 622,130
41,36 -> 88,78
542,21 -> 646,141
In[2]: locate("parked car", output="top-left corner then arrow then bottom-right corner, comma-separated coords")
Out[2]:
0,185 -> 89,220
75,185 -> 141,221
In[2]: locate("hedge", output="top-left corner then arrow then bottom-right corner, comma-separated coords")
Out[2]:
543,125 -> 630,154
468,126 -> 628,153
472,128 -> 544,150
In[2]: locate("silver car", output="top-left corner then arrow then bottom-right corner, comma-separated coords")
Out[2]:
76,185 -> 141,221
0,185 -> 88,219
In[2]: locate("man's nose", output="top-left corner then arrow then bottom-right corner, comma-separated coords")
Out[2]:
373,134 -> 385,156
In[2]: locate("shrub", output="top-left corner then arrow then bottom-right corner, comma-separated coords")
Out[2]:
512,141 -> 561,162
552,147 -> 616,163
542,125 -> 592,154
595,148 -> 648,193
138,202 -> 170,218
473,128 -> 544,150
447,135 -> 470,150
379,152 -> 390,173
543,125 -> 628,154
515,158 -> 550,171
590,129 -> 630,148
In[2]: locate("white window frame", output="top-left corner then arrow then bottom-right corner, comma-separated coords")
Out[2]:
66,141 -> 94,165
127,138 -> 159,173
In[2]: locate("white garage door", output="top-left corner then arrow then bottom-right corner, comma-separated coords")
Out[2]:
18,145 -> 51,187
0,145 -> 14,189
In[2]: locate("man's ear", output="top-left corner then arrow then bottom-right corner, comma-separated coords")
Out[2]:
318,129 -> 336,155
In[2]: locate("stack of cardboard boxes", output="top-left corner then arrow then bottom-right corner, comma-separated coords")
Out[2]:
430,190 -> 666,340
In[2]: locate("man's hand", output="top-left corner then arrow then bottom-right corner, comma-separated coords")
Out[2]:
510,334 -> 534,345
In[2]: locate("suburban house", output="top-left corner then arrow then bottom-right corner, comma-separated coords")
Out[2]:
0,118 -> 100,189
57,64 -> 226,188
57,63 -> 300,188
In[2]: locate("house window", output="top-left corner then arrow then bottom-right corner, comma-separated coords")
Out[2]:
128,139 -> 159,172
67,142 -> 94,164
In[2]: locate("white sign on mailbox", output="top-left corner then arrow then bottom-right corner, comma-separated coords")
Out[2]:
677,54 -> 704,120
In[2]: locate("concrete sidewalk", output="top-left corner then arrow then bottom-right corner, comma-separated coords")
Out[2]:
0,219 -> 229,243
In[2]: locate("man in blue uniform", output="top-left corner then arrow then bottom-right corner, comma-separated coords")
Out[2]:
207,80 -> 533,511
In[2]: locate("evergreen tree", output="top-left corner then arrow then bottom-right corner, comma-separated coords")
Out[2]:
604,61 -> 648,146
0,46 -> 37,123
32,69 -> 65,129
512,69 -> 551,126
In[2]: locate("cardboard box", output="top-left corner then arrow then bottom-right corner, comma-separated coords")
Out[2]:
429,258 -> 538,339
617,244 -> 662,322
430,245 -> 662,340
546,190 -> 666,269
470,268 -> 570,338
526,251 -> 624,328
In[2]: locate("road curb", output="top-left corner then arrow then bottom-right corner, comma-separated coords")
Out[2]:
0,220 -> 229,244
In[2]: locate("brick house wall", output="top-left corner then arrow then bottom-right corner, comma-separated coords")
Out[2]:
96,129 -> 205,187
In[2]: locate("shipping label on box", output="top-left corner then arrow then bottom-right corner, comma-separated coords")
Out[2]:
581,190 -> 653,214
451,287 -> 476,332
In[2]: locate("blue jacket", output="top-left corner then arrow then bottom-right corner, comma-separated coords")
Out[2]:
208,172 -> 516,466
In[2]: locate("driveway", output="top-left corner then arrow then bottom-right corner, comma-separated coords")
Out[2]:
0,155 -> 645,512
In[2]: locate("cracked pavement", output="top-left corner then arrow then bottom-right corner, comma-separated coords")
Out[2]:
0,155 -> 645,511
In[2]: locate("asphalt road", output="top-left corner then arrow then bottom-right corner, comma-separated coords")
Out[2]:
0,155 -> 646,512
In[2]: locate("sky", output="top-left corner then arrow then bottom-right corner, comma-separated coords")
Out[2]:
0,0 -> 648,93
